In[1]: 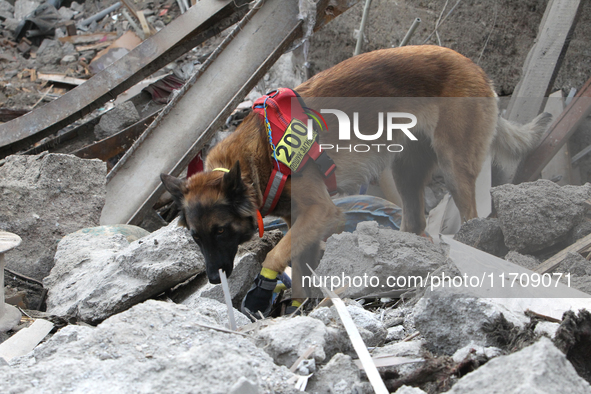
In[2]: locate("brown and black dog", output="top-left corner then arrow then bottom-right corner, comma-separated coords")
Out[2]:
161,45 -> 550,316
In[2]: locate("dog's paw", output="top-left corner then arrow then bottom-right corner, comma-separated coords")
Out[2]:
241,274 -> 277,321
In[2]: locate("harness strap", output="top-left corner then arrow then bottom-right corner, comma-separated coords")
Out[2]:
307,142 -> 338,195
261,168 -> 288,216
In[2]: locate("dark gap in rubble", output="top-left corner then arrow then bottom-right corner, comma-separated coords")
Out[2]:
384,355 -> 456,394
554,309 -> 591,384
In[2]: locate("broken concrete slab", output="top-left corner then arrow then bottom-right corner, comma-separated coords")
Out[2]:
306,353 -> 372,394
556,251 -> 591,276
228,377 -> 260,394
1,300 -> 298,394
0,152 -> 106,280
254,316 -> 334,367
316,221 -> 449,298
453,218 -> 507,257
447,337 -> 591,393
386,325 -> 406,342
176,230 -> 282,309
442,235 -> 591,304
491,180 -> 591,253
94,101 -> 140,140
413,289 -> 527,355
504,251 -> 540,271
44,219 -> 205,324
309,304 -> 388,348
0,0 -> 13,20
571,276 -> 591,295
13,0 -> 38,21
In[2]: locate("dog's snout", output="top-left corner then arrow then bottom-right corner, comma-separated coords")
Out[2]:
207,271 -> 221,284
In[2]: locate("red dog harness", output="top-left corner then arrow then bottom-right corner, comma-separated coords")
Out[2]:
252,89 -> 337,216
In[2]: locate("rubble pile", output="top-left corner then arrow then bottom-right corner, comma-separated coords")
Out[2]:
455,179 -> 591,294
1,152 -> 591,393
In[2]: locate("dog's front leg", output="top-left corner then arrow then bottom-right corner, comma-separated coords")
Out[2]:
241,171 -> 343,318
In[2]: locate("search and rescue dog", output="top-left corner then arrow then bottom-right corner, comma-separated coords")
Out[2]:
161,45 -> 551,317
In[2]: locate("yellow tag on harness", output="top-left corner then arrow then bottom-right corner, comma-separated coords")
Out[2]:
275,119 -> 317,172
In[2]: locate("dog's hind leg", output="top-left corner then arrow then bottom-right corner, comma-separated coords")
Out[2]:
432,106 -> 494,223
391,139 -> 437,234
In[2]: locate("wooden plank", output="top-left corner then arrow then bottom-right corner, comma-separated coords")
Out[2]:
505,0 -> 582,125
353,356 -> 424,369
37,73 -> 88,86
58,32 -> 117,44
0,319 -> 54,362
501,0 -> 582,184
540,91 -> 572,185
534,233 -> 591,274
513,77 -> 591,183
137,11 -> 153,37
75,41 -> 113,52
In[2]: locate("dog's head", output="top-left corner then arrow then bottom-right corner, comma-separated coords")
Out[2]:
160,161 -> 257,284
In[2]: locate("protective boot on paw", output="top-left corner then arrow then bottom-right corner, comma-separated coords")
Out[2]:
241,274 -> 277,321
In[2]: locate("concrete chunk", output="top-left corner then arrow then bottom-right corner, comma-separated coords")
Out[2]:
316,221 -> 448,298
44,220 -> 205,324
491,180 -> 591,253
413,289 -> 527,355
306,353 -> 372,394
447,337 -> 591,393
0,153 -> 106,280
254,316 -> 332,367
454,218 -> 507,257
94,101 -> 140,140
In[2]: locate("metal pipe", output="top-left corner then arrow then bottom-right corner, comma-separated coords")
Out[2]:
354,0 -> 372,56
78,2 -> 122,27
399,17 -> 421,47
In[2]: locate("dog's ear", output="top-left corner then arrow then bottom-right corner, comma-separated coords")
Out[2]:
160,173 -> 186,204
222,161 -> 252,217
222,161 -> 243,193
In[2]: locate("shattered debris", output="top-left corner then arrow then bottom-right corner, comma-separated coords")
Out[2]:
94,100 -> 139,140
1,1 -> 591,393
554,309 -> 591,384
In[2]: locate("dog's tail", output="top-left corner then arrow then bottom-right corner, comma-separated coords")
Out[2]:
491,112 -> 553,169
